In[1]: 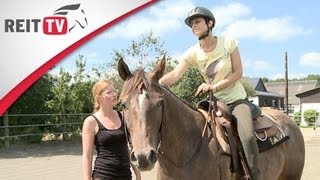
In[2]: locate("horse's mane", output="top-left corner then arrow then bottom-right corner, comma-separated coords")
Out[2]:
119,69 -> 151,101
119,69 -> 199,112
161,86 -> 199,111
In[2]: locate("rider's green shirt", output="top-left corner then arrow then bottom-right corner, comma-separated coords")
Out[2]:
181,36 -> 247,104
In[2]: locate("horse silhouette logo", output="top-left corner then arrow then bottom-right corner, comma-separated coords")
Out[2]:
53,3 -> 88,33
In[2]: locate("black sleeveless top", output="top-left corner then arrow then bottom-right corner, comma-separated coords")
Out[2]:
91,111 -> 132,180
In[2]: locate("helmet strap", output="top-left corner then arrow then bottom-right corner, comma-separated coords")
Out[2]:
198,24 -> 211,40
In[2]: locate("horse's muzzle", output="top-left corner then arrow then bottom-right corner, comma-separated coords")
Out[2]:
130,148 -> 158,171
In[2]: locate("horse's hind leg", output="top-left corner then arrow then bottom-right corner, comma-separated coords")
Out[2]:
277,124 -> 305,179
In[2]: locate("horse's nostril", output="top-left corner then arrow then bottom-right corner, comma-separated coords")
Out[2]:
147,149 -> 158,164
130,151 -> 137,162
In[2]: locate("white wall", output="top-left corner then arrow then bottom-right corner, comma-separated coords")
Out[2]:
248,97 -> 259,106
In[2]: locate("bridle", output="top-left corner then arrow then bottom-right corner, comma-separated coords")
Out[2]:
120,83 -> 165,154
120,83 -> 203,168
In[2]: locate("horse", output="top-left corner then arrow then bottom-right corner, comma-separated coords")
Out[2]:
53,3 -> 88,32
117,57 -> 305,180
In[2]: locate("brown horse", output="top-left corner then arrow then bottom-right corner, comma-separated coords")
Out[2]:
117,57 -> 305,180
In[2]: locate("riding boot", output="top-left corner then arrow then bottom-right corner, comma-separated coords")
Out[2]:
231,103 -> 260,180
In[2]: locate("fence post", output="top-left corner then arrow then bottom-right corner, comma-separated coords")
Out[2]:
63,115 -> 67,140
4,111 -> 10,149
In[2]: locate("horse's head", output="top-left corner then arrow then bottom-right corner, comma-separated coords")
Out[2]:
118,57 -> 166,171
53,3 -> 88,32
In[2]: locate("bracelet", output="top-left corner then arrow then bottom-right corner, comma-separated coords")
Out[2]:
215,84 -> 219,91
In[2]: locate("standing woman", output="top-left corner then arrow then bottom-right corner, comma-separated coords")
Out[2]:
82,79 -> 133,180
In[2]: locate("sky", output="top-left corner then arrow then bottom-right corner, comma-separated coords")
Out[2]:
51,0 -> 320,80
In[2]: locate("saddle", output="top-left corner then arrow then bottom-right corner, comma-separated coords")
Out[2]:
197,100 -> 289,174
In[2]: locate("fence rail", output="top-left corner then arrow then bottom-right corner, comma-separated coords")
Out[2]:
0,113 -> 89,149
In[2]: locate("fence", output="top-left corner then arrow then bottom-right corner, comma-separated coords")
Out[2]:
0,112 -> 89,149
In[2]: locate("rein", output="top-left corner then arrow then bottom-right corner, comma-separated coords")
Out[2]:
152,84 -> 203,168
121,110 -> 141,180
120,83 -> 203,168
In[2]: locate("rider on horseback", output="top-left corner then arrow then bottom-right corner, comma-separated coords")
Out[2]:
159,6 -> 260,180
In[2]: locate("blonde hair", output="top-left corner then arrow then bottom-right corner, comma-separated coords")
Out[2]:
92,79 -> 114,112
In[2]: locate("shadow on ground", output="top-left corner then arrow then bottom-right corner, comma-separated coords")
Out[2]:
0,141 -> 82,159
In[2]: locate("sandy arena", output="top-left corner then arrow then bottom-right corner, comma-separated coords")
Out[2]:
0,128 -> 319,180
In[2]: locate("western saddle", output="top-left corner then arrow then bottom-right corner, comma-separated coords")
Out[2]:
196,97 -> 288,176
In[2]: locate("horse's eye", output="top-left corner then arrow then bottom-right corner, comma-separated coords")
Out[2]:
157,98 -> 164,107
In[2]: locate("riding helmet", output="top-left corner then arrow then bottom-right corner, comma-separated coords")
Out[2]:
184,7 -> 215,28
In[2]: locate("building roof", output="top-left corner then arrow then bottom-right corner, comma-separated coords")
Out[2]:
246,78 -> 283,98
255,90 -> 284,98
296,87 -> 320,97
265,80 -> 319,105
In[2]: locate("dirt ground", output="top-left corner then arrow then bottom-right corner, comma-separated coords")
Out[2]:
0,128 -> 319,180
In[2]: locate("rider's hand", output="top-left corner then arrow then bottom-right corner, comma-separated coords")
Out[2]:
196,83 -> 218,95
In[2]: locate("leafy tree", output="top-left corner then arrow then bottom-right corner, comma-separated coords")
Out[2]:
47,68 -> 72,113
303,109 -> 319,124
4,74 -> 54,143
171,67 -> 205,105
304,74 -> 320,80
261,77 -> 269,83
112,31 -> 167,71
8,74 -> 54,114
293,112 -> 301,125
69,56 -> 93,113
46,56 -> 94,135
92,31 -> 169,96
241,78 -> 256,97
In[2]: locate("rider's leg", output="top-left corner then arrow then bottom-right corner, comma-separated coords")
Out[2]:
232,103 -> 260,180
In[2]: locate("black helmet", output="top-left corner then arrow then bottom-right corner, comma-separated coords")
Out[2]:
185,7 -> 215,28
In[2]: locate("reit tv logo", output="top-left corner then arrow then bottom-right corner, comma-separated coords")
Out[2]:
4,3 -> 88,35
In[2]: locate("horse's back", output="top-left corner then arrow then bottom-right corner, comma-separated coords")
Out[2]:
261,108 -> 305,179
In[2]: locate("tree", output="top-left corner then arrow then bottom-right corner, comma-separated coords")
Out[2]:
303,109 -> 319,125
171,67 -> 205,105
69,56 -> 93,113
112,31 -> 167,71
92,31 -> 169,93
240,78 -> 256,97
47,56 -> 95,133
47,68 -> 72,114
4,74 -> 55,143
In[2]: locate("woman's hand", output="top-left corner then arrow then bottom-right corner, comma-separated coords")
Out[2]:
195,83 -> 218,96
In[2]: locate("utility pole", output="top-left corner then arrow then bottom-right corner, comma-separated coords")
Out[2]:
285,52 -> 289,115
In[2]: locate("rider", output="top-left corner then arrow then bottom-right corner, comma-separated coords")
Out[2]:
159,6 -> 259,179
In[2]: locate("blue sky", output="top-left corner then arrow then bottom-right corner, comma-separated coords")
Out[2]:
52,0 -> 320,80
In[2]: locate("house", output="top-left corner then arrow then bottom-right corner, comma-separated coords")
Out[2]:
247,78 -> 285,110
264,80 -> 320,115
296,87 -> 320,126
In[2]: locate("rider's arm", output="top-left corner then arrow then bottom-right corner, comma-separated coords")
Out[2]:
159,58 -> 189,86
197,47 -> 243,93
215,47 -> 243,90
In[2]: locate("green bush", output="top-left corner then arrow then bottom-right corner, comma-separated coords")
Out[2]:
293,112 -> 301,125
303,109 -> 319,124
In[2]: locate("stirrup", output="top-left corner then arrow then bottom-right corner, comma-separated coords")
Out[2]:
243,174 -> 251,180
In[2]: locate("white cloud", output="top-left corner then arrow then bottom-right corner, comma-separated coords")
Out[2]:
103,1 -> 310,42
221,16 -> 310,41
104,0 -> 195,39
299,52 -> 320,67
88,52 -> 98,58
271,72 -> 307,80
252,60 -> 272,71
213,2 -> 251,27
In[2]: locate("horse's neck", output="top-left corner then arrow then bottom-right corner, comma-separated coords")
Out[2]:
159,90 -> 205,166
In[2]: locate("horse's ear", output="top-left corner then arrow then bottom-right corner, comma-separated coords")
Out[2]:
151,55 -> 166,81
118,58 -> 132,80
